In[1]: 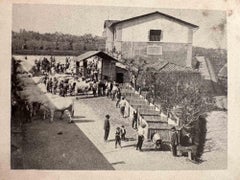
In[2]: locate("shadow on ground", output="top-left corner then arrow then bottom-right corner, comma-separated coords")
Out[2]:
12,117 -> 114,170
111,161 -> 125,165
73,119 -> 95,123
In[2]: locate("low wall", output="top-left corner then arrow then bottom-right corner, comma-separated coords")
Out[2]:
123,83 -> 178,139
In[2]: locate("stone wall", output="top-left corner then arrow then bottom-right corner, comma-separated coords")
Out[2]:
120,41 -> 190,66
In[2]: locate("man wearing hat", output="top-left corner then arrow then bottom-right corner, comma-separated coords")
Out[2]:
104,114 -> 111,141
136,123 -> 146,151
171,127 -> 179,157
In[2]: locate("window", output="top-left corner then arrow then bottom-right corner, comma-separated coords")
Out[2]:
149,30 -> 162,41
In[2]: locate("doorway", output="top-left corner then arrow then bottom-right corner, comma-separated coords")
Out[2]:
116,73 -> 124,83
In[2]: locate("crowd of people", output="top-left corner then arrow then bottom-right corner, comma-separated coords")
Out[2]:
43,75 -> 76,97
33,56 -> 73,75
32,56 -> 125,99
42,71 -> 123,99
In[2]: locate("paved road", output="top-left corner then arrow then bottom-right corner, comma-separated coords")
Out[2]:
21,114 -> 114,170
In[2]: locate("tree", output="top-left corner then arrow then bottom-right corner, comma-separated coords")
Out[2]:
12,30 -> 106,54
122,56 -> 148,89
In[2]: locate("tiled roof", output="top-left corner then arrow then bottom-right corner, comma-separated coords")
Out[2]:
146,61 -> 197,73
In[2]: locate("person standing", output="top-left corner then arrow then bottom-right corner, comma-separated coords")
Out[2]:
136,124 -> 146,151
104,114 -> 111,141
92,81 -> 98,97
115,127 -> 122,148
119,97 -> 127,118
115,89 -> 121,108
132,110 -> 138,129
53,78 -> 58,94
59,80 -> 64,96
120,125 -> 126,141
111,83 -> 118,101
171,127 -> 179,157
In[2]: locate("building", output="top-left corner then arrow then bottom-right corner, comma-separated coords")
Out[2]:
103,11 -> 199,67
76,51 -> 129,83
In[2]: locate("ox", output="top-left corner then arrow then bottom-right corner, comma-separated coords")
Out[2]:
41,96 -> 75,123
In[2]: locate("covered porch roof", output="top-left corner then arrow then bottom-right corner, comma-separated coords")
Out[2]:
77,51 -> 118,62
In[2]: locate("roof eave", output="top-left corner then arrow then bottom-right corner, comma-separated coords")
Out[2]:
110,11 -> 199,29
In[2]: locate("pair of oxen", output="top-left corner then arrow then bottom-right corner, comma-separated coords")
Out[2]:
17,75 -> 75,123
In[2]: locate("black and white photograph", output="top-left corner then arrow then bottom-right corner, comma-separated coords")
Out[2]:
9,3 -> 229,171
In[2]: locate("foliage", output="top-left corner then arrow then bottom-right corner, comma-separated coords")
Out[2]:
12,30 -> 106,54
142,69 -> 212,126
121,56 -> 149,90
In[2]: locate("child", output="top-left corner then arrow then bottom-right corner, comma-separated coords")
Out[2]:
120,125 -> 126,141
115,127 -> 122,148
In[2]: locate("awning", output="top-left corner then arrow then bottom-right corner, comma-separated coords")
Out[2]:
116,62 -> 127,69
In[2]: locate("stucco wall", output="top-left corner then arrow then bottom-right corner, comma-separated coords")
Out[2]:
116,14 -> 191,43
121,41 -> 190,66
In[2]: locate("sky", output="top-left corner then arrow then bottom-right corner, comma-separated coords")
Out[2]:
12,4 -> 227,49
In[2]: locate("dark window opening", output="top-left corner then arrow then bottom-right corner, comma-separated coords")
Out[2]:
149,30 -> 162,41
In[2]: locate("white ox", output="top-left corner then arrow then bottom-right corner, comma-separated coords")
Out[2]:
67,78 -> 93,95
17,75 -> 75,123
41,95 -> 75,123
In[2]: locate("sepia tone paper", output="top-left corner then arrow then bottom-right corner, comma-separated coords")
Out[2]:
1,0 -> 240,179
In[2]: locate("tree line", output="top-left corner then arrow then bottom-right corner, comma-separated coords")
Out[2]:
12,29 -> 106,55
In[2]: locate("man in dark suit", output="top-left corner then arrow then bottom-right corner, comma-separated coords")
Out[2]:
171,127 -> 179,156
104,114 -> 110,141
